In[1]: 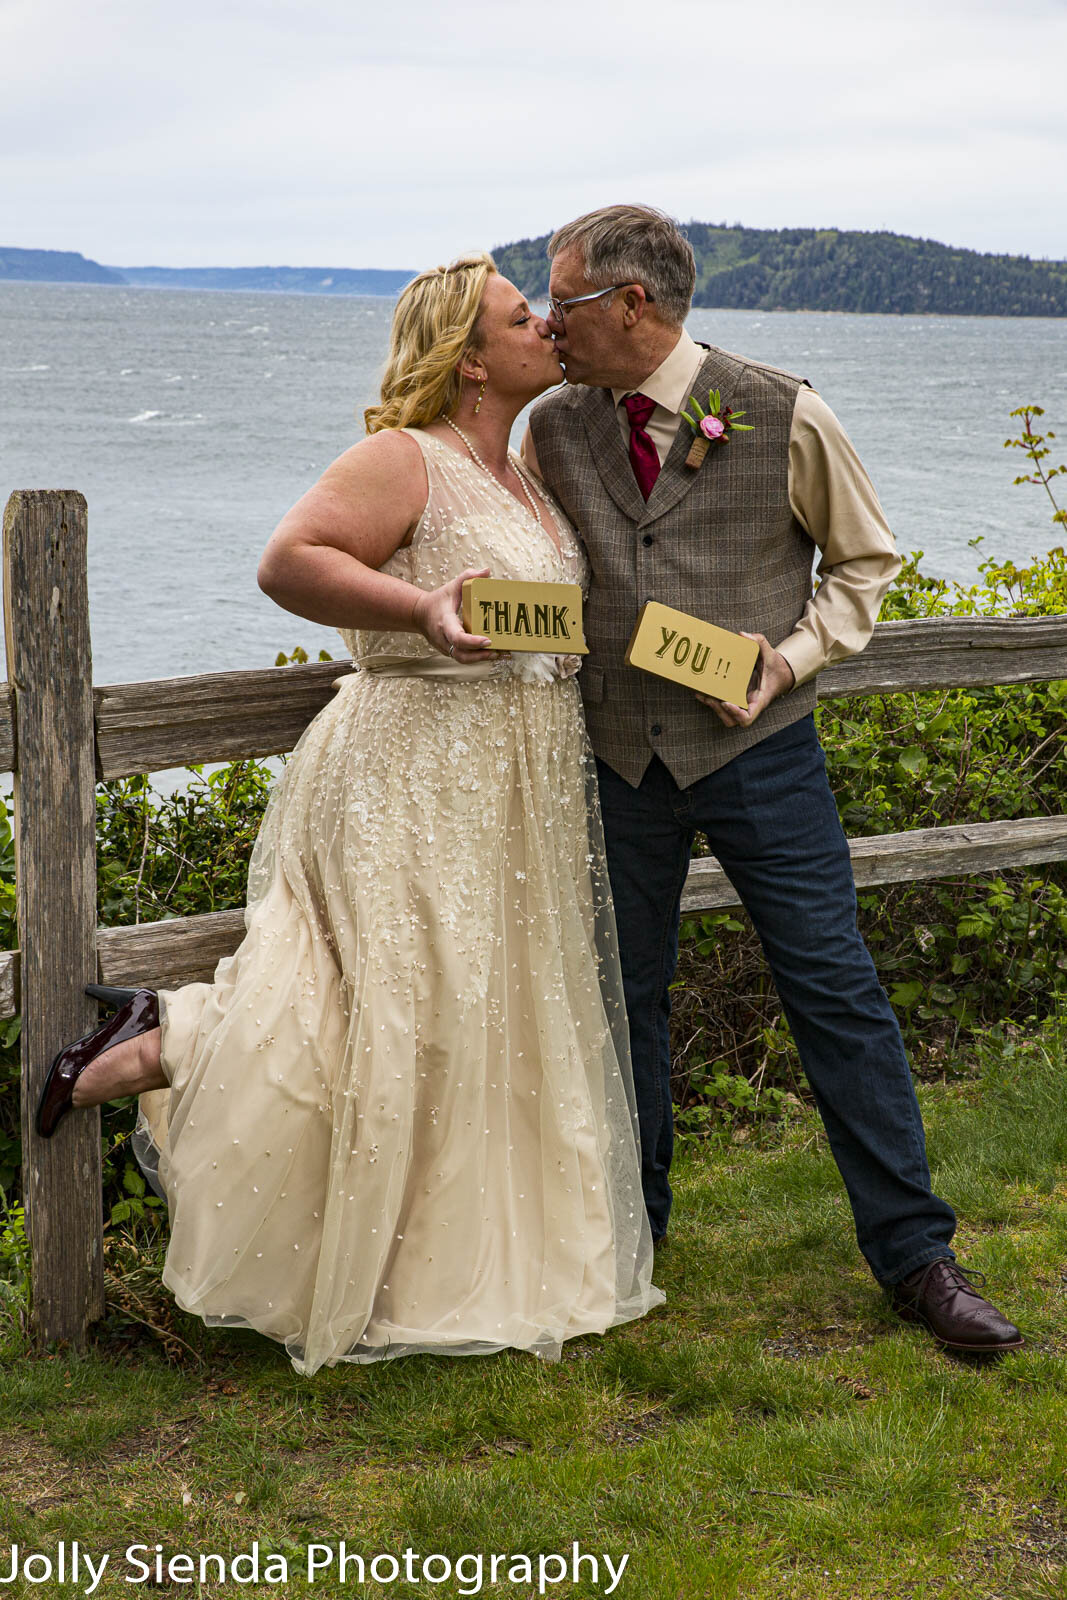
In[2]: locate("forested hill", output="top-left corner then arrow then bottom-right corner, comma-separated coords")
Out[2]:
493,225 -> 1067,317
8,232 -> 1067,315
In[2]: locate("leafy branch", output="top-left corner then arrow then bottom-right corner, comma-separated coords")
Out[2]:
1004,404 -> 1066,527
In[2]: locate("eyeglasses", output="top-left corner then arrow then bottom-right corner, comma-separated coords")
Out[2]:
545,282 -> 653,328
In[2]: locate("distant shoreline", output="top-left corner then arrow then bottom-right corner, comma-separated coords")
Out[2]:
7,226 -> 1067,314
0,278 -> 405,299
4,277 -> 1067,321
0,249 -> 416,297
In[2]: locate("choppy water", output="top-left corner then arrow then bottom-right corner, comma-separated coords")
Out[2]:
2,281 -> 1066,687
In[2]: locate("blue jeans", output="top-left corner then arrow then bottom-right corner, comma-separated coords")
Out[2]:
595,715 -> 957,1285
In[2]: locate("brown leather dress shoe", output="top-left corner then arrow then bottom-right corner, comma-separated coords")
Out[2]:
889,1258 -> 1023,1352
35,989 -> 159,1139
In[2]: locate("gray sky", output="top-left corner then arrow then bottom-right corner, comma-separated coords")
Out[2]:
2,0 -> 1065,269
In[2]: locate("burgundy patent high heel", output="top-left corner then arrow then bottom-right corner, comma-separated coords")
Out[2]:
85,984 -> 139,1009
35,989 -> 159,1139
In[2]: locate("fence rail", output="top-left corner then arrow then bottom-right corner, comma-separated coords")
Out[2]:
3,488 -> 1067,1350
2,613 -> 1062,787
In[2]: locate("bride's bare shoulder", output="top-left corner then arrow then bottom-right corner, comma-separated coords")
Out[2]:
323,426 -> 425,481
263,428 -> 430,567
316,427 -> 428,516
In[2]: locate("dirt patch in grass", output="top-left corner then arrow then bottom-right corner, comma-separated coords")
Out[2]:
1012,1500 -> 1067,1563
0,1427 -> 76,1512
762,1325 -> 876,1360
99,1412 -> 204,1471
599,1406 -> 671,1447
464,1436 -> 531,1460
948,1492 -> 1067,1595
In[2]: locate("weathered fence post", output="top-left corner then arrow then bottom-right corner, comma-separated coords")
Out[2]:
3,490 -> 102,1346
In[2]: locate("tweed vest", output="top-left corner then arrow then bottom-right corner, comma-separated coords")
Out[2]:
529,345 -> 818,788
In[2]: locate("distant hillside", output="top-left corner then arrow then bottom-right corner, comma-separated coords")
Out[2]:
493,224 -> 1067,317
0,247 -> 124,285
116,265 -> 415,295
9,233 -> 1067,314
0,249 -> 414,296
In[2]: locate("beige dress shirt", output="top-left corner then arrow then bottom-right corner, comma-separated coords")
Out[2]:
522,327 -> 900,686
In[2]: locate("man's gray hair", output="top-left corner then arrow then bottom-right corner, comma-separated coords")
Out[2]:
548,204 -> 696,326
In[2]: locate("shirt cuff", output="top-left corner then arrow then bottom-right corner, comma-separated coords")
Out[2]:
775,628 -> 828,689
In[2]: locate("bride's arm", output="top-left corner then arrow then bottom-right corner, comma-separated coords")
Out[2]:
257,430 -> 493,660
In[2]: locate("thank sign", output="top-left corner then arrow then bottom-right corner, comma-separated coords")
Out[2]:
461,579 -> 588,654
625,601 -> 760,703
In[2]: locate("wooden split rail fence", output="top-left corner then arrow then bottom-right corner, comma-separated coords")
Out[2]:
5,488 -> 1067,1349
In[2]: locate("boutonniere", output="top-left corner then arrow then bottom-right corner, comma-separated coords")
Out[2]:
681,388 -> 753,469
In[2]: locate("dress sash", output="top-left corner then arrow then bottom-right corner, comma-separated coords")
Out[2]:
354,653 -> 505,681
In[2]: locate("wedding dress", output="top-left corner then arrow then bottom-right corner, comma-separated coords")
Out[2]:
133,428 -> 662,1375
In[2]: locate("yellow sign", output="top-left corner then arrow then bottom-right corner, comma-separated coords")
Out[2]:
461,579 -> 588,654
625,601 -> 760,703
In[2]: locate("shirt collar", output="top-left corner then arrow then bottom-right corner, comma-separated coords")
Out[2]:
611,327 -> 706,416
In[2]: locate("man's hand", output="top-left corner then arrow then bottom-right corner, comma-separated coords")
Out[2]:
695,631 -> 796,728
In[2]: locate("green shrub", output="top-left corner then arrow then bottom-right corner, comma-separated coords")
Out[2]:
0,1189 -> 29,1332
672,542 -> 1067,1132
96,760 -> 276,926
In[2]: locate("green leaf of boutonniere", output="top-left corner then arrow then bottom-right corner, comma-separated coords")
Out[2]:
682,387 -> 755,456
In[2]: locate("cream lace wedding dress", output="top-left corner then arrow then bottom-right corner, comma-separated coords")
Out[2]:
133,428 -> 662,1375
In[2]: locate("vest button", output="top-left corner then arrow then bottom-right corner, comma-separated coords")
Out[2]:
642,534 -> 654,547
650,724 -> 662,738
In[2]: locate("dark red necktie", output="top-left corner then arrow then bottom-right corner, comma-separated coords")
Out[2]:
623,392 -> 661,500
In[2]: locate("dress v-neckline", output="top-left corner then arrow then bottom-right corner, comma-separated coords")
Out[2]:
421,429 -> 565,565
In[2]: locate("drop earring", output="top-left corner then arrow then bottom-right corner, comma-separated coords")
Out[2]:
474,378 -> 486,415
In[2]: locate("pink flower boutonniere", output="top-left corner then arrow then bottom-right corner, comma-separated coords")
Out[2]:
682,387 -> 753,469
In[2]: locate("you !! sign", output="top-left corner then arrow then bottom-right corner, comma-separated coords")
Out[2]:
624,600 -> 759,703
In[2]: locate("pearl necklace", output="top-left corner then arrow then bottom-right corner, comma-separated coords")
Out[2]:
441,415 -> 545,530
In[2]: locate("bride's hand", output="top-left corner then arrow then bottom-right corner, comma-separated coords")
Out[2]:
412,567 -> 496,663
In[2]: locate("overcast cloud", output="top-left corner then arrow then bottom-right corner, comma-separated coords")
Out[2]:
1,0 -> 1065,270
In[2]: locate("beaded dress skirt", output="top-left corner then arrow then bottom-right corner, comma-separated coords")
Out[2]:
133,428 -> 662,1375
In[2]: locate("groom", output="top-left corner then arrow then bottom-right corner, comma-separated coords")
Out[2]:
523,203 -> 1021,1353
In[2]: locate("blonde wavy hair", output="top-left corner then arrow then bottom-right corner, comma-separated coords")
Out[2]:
364,253 -> 497,433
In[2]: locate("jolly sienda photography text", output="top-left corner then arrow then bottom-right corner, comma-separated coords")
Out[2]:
0,1541 -> 630,1595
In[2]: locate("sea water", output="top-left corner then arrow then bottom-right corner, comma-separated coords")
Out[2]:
2,281 -> 1066,689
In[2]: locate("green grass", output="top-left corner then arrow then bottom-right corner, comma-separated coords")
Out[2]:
2,1026 -> 1067,1599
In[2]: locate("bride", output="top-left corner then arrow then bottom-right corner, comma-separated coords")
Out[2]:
36,253 -> 663,1374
